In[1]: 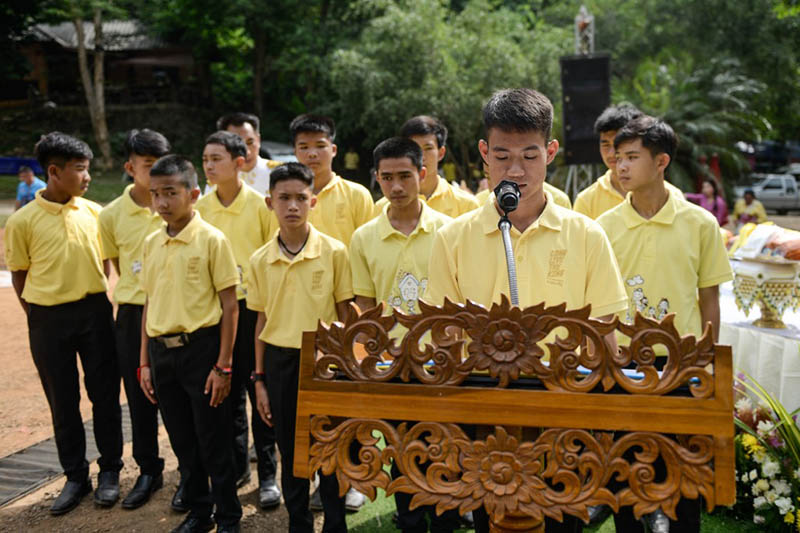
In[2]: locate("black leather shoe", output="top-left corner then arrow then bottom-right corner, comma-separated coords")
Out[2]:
171,479 -> 189,513
235,469 -> 251,488
121,473 -> 163,509
50,478 -> 91,515
217,524 -> 241,533
169,514 -> 214,533
258,477 -> 281,509
93,471 -> 120,507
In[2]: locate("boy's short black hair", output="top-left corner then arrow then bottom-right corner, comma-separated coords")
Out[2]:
34,131 -> 93,169
373,137 -> 423,172
289,114 -> 336,144
269,162 -> 314,191
18,165 -> 33,174
614,115 -> 678,164
594,104 -> 644,134
205,131 -> 247,159
124,128 -> 171,159
150,154 -> 198,189
216,112 -> 260,133
482,88 -> 554,140
399,116 -> 448,149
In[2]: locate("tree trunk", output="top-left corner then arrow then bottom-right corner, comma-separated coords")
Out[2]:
253,26 -> 266,118
73,10 -> 112,170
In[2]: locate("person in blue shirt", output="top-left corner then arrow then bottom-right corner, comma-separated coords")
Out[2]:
15,165 -> 46,209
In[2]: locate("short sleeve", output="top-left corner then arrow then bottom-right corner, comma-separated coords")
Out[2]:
354,186 -> 377,229
425,230 -> 462,305
15,183 -> 24,203
245,253 -> 265,312
697,217 -> 733,288
98,208 -> 119,260
583,224 -> 628,317
553,189 -> 572,209
4,214 -> 30,271
349,230 -> 375,299
332,245 -> 354,303
210,234 -> 240,292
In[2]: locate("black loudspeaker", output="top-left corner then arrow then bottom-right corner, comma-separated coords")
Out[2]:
560,54 -> 610,165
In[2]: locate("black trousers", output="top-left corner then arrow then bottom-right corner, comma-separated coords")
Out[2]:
149,326 -> 242,526
27,292 -> 123,482
116,304 -> 164,476
264,344 -> 346,533
231,301 -> 277,483
390,461 -> 461,533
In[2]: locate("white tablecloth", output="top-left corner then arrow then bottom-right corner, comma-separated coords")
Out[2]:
719,281 -> 800,411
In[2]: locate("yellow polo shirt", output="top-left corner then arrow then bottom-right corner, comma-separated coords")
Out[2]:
375,176 -> 479,219
310,173 -> 375,246
141,212 -> 239,337
574,170 -> 685,220
196,182 -> 276,300
473,183 -> 571,211
5,190 -> 107,306
350,201 -> 451,314
427,191 -> 627,317
246,224 -> 353,349
732,198 -> 768,225
596,189 -> 733,338
99,185 -> 163,305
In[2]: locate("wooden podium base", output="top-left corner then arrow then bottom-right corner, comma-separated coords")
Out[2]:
490,513 -> 544,532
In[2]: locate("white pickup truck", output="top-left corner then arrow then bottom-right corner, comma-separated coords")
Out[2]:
734,173 -> 800,214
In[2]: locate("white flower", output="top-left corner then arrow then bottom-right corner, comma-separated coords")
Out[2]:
762,458 -> 780,478
775,496 -> 794,515
735,397 -> 754,413
771,478 -> 791,496
741,473 -> 749,482
753,496 -> 767,509
757,420 -> 775,437
794,467 -> 800,481
750,469 -> 759,481
765,490 -> 777,504
754,514 -> 765,524
755,478 -> 770,493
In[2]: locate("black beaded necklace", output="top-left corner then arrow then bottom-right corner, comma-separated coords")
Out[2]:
278,232 -> 310,256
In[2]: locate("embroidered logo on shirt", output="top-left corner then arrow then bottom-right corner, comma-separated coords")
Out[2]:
336,202 -> 347,220
389,272 -> 428,313
187,256 -> 201,282
311,270 -> 324,292
546,249 -> 567,286
131,260 -> 142,275
626,275 -> 669,321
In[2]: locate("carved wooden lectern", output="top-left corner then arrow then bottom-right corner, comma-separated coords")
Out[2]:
293,297 -> 735,532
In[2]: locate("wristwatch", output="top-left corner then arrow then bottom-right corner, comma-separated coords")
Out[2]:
250,371 -> 266,383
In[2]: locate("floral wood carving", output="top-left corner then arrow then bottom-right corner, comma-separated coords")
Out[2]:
314,296 -> 717,397
309,416 -> 715,523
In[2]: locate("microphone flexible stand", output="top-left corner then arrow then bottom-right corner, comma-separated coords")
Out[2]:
498,214 -> 519,306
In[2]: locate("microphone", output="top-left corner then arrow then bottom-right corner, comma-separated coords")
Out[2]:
493,180 -> 520,215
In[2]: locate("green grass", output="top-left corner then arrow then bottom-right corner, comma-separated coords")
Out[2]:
0,171 -> 128,207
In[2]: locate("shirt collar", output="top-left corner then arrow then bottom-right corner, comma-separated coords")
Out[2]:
479,190 -> 563,235
377,200 -> 436,240
265,224 -> 323,264
34,189 -> 78,214
597,169 -> 625,200
315,173 -> 341,197
158,210 -> 203,245
427,176 -> 450,201
207,181 -> 248,215
122,184 -> 157,215
620,188 -> 679,228
240,156 -> 266,178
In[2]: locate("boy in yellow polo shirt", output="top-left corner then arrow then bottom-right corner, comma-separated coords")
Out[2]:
196,131 -> 280,509
248,163 -> 351,533
290,114 -> 374,246
351,137 -> 459,532
385,115 -> 478,217
5,132 -> 123,515
138,155 -> 242,533
596,117 -> 732,533
99,128 -> 170,510
427,89 -> 627,533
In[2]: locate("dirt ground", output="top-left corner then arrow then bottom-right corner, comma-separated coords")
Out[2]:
0,227 -> 315,531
